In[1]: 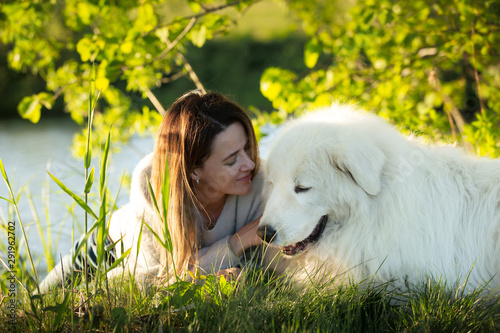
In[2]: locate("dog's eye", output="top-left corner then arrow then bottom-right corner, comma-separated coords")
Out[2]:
294,185 -> 311,193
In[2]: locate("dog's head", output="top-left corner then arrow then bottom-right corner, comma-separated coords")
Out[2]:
258,105 -> 386,256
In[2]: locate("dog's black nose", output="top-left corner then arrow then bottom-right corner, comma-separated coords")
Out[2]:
257,225 -> 276,243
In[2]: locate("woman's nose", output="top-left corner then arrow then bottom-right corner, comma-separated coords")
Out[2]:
241,151 -> 255,171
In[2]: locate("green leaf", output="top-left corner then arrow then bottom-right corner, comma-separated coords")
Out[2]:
219,275 -> 235,296
155,26 -> 170,44
363,11 -> 375,25
72,220 -> 100,263
161,155 -> 172,252
85,66 -> 95,170
76,2 -> 99,25
143,220 -> 166,250
47,171 -> 98,220
147,179 -> 162,222
0,196 -> 14,204
96,209 -> 107,266
84,166 -> 94,194
304,38 -> 321,68
18,95 -> 41,123
188,1 -> 201,13
146,173 -> 172,253
100,127 -> 111,197
76,37 -> 95,62
260,78 -> 282,101
0,157 -> 11,189
37,92 -> 54,109
135,3 -> 157,34
110,307 -> 127,332
106,248 -> 132,273
41,292 -> 70,327
191,25 -> 207,48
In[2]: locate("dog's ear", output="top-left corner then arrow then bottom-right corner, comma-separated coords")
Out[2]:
332,141 -> 386,196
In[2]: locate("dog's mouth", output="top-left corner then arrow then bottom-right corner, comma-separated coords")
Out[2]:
282,215 -> 328,256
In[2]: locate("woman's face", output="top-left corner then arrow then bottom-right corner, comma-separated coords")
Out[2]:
193,122 -> 255,203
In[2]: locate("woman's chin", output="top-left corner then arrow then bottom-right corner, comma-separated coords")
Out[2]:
232,182 -> 253,195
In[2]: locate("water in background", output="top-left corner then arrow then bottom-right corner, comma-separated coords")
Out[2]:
0,117 -> 154,275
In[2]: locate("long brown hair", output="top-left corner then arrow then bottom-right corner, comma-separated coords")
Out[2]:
150,90 -> 259,281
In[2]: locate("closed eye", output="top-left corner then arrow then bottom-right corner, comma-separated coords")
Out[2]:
294,185 -> 311,193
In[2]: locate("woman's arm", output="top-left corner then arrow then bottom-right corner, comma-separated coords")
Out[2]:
39,231 -> 116,292
193,217 -> 262,277
228,216 -> 262,257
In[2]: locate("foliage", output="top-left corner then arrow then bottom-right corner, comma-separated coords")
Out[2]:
0,0 -> 257,155
259,0 -> 500,157
4,0 -> 496,156
2,261 -> 500,332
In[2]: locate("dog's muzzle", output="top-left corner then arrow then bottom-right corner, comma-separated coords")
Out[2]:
257,225 -> 276,243
257,215 -> 329,256
283,215 -> 329,256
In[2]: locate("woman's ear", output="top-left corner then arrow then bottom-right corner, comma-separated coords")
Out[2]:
191,168 -> 200,183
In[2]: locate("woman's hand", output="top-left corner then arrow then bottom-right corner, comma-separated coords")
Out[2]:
215,267 -> 241,281
228,216 -> 263,257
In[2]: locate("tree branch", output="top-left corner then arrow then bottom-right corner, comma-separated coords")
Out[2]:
427,69 -> 473,151
146,89 -> 166,116
182,0 -> 257,21
177,52 -> 206,93
150,17 -> 197,65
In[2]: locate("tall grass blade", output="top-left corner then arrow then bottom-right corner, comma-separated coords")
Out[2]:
145,181 -> 171,253
84,166 -> 95,194
42,172 -> 53,254
0,257 -> 29,293
71,220 -> 100,263
96,190 -> 107,266
142,221 -> 166,249
146,180 -> 161,221
0,196 -> 13,204
0,156 -> 10,186
26,188 -> 54,269
100,128 -> 111,197
106,248 -> 132,273
161,155 -> 170,245
83,65 -> 101,298
0,156 -> 40,293
94,127 -> 112,279
41,292 -> 71,329
47,171 -> 98,220
85,64 -> 96,170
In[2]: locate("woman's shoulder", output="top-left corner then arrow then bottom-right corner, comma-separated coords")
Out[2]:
129,152 -> 154,206
131,153 -> 154,185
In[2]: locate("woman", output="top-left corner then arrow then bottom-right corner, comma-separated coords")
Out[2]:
40,90 -> 267,291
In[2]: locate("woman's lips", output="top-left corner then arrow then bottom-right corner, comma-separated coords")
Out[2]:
237,173 -> 252,182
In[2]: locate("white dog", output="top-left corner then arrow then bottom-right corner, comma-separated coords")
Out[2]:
258,103 -> 500,293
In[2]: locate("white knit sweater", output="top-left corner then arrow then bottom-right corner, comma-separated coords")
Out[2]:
107,153 -> 266,283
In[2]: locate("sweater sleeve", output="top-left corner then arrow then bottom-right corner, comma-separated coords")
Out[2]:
195,235 -> 241,275
107,202 -> 162,279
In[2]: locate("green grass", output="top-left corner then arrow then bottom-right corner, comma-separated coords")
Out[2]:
1,264 -> 500,332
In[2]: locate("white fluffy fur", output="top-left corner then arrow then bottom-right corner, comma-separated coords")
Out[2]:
260,103 -> 500,293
